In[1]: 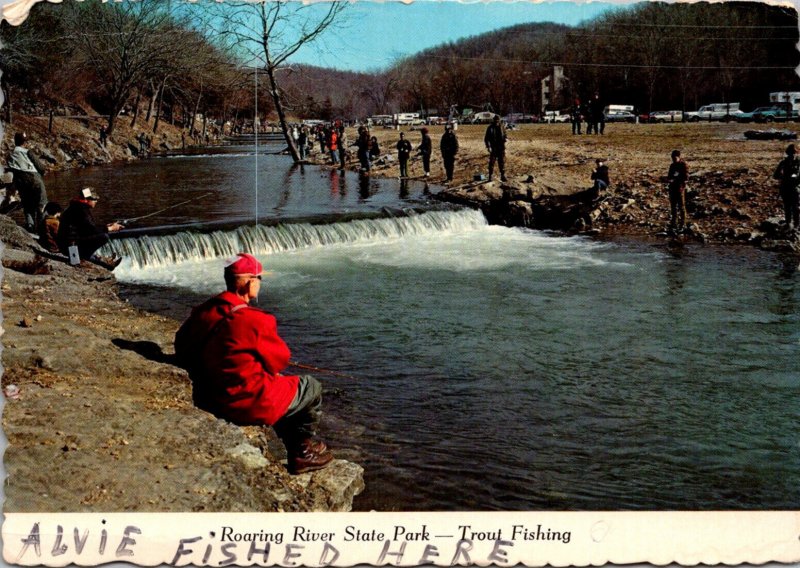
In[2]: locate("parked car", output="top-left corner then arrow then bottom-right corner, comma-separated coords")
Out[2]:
754,106 -> 799,122
470,111 -> 499,124
736,107 -> 775,123
605,110 -> 636,123
543,111 -> 567,123
649,110 -> 683,123
684,103 -> 743,122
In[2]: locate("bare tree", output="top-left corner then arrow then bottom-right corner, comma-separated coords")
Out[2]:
63,0 -> 182,135
196,0 -> 346,162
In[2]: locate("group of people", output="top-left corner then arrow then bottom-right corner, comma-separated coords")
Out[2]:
38,186 -> 123,269
570,92 -> 606,136
5,131 -> 123,268
391,115 -> 507,183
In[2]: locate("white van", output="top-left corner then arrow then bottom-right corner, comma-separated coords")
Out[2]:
685,103 -> 742,121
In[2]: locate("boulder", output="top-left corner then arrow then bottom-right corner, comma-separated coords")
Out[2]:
293,460 -> 365,512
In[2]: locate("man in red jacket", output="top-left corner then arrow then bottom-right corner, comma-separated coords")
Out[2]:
175,253 -> 333,474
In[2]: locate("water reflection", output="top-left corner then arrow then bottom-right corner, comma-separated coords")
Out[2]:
770,253 -> 799,316
399,179 -> 409,200
45,144 -> 436,229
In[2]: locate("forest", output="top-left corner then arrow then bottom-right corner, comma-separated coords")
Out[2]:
1,0 -> 798,132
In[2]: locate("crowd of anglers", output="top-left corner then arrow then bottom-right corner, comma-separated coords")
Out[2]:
5,122 -> 798,253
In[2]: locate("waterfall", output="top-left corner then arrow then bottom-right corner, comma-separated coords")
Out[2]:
104,209 -> 488,270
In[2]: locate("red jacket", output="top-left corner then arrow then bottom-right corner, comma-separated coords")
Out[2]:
174,291 -> 299,425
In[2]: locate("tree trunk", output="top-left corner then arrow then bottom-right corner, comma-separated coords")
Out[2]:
130,88 -> 142,127
107,107 -> 119,136
266,66 -> 300,162
145,80 -> 157,123
48,109 -> 54,133
189,92 -> 202,137
3,77 -> 12,125
153,76 -> 167,133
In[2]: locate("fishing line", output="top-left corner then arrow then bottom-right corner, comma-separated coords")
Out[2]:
288,361 -> 359,380
255,64 -> 259,226
116,192 -> 214,225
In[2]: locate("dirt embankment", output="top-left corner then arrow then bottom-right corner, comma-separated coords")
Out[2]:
0,217 -> 364,512
3,110 -> 198,174
313,122 -> 800,250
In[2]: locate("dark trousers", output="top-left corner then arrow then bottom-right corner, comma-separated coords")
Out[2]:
780,186 -> 800,228
14,171 -> 47,232
59,233 -> 109,261
272,375 -> 323,455
399,157 -> 409,178
443,154 -> 455,180
338,147 -> 346,169
358,150 -> 370,171
572,119 -> 581,135
421,153 -> 431,174
669,184 -> 687,229
488,151 -> 505,180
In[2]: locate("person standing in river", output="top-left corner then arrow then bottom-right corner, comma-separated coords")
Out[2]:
174,253 -> 334,475
484,115 -> 507,182
354,128 -> 371,173
440,123 -> 459,182
337,124 -> 347,170
665,149 -> 689,232
7,132 -> 48,233
773,143 -> 800,230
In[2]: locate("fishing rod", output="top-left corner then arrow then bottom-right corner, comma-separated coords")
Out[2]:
116,191 -> 215,226
288,361 -> 359,380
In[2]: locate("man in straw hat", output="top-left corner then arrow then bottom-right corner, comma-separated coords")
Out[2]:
174,253 -> 334,475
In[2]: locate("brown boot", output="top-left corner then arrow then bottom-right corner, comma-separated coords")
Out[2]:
288,439 -> 333,475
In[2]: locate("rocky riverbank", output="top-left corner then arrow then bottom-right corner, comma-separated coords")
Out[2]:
0,216 -> 364,512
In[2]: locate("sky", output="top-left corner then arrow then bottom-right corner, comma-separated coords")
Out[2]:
287,1 -> 618,72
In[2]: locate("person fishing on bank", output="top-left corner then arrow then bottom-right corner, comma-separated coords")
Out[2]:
416,127 -> 432,178
396,132 -> 412,178
484,115 -> 507,182
664,149 -> 689,233
174,253 -> 334,475
440,123 -> 459,183
591,158 -> 610,192
56,187 -> 123,269
7,132 -> 48,233
773,143 -> 800,231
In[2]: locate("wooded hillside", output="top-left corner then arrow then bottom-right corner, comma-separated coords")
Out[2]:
2,0 -> 797,128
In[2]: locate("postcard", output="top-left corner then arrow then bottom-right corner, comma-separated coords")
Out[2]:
1,0 -> 799,565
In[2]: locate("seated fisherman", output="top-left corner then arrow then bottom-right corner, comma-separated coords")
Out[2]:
56,187 -> 123,269
174,253 -> 334,475
591,158 -> 610,191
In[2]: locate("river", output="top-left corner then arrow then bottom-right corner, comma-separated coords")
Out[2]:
48,146 -> 800,511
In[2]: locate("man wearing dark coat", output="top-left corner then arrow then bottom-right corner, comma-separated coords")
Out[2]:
439,124 -> 459,182
773,143 -> 800,230
484,115 -> 507,182
57,187 -> 123,268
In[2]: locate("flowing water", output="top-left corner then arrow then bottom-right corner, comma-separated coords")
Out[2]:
50,147 -> 800,511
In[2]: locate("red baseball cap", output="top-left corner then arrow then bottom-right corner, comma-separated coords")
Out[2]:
224,253 -> 263,277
